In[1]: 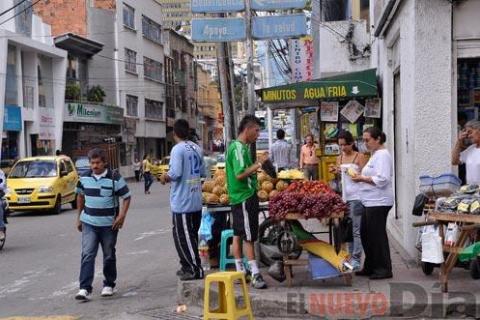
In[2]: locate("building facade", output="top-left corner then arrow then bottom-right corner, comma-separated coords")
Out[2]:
371,0 -> 480,257
35,0 -> 166,176
0,1 -> 67,165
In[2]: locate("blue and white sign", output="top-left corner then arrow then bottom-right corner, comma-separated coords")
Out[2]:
192,18 -> 246,42
252,14 -> 307,40
251,0 -> 306,11
191,0 -> 245,13
3,105 -> 22,132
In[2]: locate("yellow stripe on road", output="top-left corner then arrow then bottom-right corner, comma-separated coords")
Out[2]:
0,316 -> 77,320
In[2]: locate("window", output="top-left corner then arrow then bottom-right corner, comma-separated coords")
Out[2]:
143,57 -> 163,82
126,94 -> 138,117
145,99 -> 164,120
125,48 -> 137,74
142,15 -> 162,44
123,3 -> 135,29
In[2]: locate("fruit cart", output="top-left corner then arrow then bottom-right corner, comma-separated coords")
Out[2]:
414,212 -> 480,292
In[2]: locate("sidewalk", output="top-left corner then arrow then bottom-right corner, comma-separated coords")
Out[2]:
177,235 -> 480,319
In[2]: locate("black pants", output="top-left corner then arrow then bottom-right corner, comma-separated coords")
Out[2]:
360,206 -> 393,276
144,172 -> 153,192
172,212 -> 203,277
134,170 -> 140,182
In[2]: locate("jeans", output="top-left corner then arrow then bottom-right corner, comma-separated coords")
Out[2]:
303,164 -> 318,180
144,172 -> 153,192
0,200 -> 5,230
79,223 -> 118,292
347,200 -> 364,266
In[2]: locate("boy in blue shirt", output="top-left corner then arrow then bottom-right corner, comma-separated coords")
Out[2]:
161,119 -> 206,280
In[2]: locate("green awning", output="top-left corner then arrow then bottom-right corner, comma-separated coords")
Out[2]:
258,68 -> 378,108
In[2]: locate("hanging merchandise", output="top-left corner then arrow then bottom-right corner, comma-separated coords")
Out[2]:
364,98 -> 382,118
421,225 -> 444,264
444,222 -> 460,246
320,101 -> 339,122
340,100 -> 365,123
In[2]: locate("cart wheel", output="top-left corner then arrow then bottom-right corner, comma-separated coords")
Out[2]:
277,230 -> 299,255
421,262 -> 435,275
470,258 -> 480,280
258,218 -> 302,266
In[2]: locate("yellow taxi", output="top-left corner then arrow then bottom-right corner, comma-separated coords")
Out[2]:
6,156 -> 79,214
152,157 -> 169,180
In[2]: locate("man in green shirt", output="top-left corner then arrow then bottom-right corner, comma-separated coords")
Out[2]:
226,115 -> 268,289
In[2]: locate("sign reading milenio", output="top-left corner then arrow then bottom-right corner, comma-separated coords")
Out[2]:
64,103 -> 124,125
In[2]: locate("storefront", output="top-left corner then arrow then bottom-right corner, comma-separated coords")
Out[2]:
62,102 -> 123,158
259,68 -> 380,185
2,105 -> 22,165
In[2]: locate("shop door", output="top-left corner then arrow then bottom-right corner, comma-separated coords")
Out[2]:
31,134 -> 38,157
393,71 -> 404,223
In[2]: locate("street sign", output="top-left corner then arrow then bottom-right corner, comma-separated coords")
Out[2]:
252,14 -> 307,40
192,18 -> 246,42
191,0 -> 245,13
251,0 -> 306,11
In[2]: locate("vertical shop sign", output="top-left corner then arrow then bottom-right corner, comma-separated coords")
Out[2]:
39,107 -> 56,140
289,36 -> 313,83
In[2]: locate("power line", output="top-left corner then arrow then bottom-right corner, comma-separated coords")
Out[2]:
0,0 -> 43,26
0,0 -> 28,18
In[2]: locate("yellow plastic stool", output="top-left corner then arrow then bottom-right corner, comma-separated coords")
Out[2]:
203,271 -> 254,320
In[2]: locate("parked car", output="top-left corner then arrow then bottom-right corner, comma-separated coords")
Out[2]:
6,156 -> 79,214
74,156 -> 90,176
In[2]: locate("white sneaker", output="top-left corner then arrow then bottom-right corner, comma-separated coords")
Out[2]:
0,230 -> 5,241
75,289 -> 90,301
101,286 -> 114,297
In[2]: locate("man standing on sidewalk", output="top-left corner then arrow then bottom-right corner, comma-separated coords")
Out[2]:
270,129 -> 291,172
226,115 -> 268,289
160,119 -> 206,280
75,148 -> 131,300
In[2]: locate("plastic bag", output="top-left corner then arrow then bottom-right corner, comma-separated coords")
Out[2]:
421,226 -> 444,264
198,208 -> 215,242
445,222 -> 460,246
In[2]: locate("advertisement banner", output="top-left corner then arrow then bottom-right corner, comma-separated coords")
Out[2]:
192,18 -> 246,42
3,105 -> 22,132
191,0 -> 245,13
252,14 -> 307,40
290,36 -> 313,83
39,107 -> 55,140
251,0 -> 306,11
64,103 -> 124,125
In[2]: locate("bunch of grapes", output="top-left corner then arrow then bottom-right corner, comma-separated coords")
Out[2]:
269,190 -> 347,219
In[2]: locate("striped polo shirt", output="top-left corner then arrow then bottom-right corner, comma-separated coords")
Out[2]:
76,169 -> 131,227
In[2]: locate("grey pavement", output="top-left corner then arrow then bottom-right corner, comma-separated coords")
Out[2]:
0,181 -> 194,319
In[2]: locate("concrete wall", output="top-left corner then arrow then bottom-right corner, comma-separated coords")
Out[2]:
374,0 -> 454,257
87,8 -> 117,106
317,20 -> 371,77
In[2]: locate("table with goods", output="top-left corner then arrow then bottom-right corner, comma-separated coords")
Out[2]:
414,174 -> 480,292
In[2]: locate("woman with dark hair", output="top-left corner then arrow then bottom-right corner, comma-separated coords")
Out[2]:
329,130 -> 367,270
352,127 -> 394,280
142,154 -> 153,194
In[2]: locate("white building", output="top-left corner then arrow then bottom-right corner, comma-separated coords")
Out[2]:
0,1 -> 67,164
371,0 -> 480,257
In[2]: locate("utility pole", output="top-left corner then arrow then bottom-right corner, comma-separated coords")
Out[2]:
217,42 -> 234,146
227,42 -> 237,132
245,0 -> 255,116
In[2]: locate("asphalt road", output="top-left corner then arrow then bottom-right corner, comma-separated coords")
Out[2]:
0,181 -> 187,319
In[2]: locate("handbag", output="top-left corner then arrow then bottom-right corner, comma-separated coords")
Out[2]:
340,216 -> 353,243
412,193 -> 429,216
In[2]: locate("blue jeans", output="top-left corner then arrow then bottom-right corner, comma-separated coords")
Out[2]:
144,172 -> 153,192
347,200 -> 365,266
79,223 -> 118,292
0,200 -> 5,230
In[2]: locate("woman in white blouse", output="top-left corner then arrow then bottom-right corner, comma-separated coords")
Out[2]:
352,127 -> 394,280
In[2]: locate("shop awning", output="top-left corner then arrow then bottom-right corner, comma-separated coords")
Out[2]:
258,68 -> 378,108
54,33 -> 104,58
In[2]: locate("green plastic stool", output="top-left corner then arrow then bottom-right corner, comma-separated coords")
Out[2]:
219,229 -> 249,271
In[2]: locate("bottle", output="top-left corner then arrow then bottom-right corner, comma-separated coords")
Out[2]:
198,238 -> 210,271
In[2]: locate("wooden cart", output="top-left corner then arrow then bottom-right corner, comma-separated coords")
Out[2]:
280,212 -> 352,287
418,212 -> 480,292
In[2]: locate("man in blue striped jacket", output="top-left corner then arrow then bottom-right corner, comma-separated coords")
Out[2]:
75,148 -> 131,301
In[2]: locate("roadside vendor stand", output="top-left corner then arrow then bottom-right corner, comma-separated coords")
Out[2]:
414,211 -> 480,293
257,68 -> 381,186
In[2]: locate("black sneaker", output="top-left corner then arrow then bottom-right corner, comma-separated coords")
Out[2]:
251,273 -> 267,289
176,269 -> 186,276
235,270 -> 252,284
179,271 -> 204,281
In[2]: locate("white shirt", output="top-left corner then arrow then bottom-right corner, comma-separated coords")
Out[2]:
460,144 -> 480,184
270,140 -> 291,169
93,169 -> 108,180
359,149 -> 394,207
340,163 -> 360,202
